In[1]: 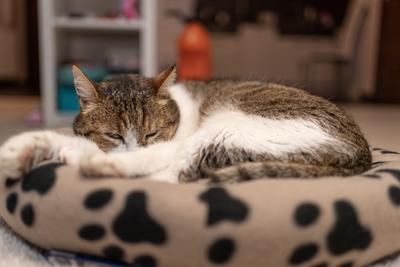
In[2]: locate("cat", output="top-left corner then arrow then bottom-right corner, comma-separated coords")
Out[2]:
0,65 -> 372,184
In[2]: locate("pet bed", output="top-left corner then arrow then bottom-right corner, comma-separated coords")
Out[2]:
1,148 -> 400,267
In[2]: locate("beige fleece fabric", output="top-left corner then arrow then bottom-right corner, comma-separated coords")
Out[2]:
0,149 -> 400,267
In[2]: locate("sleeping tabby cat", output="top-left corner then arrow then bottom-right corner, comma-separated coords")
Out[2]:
0,65 -> 371,183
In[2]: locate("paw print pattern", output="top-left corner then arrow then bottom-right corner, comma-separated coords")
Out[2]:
112,192 -> 167,244
21,163 -> 62,194
76,190 -> 168,263
288,202 -> 322,264
5,177 -> 20,188
388,186 -> 400,207
102,245 -> 125,261
199,187 -> 249,226
84,189 -> 114,210
294,202 -> 320,227
327,200 -> 373,256
132,255 -> 157,267
5,194 -> 36,227
3,163 -> 62,229
20,204 -> 35,227
369,169 -> 400,209
199,187 -> 248,265
289,243 -> 319,265
78,224 -> 106,241
288,200 -> 372,266
6,193 -> 18,214
207,237 -> 236,264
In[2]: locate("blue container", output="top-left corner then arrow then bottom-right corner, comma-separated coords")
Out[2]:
58,64 -> 108,86
57,64 -> 108,112
58,85 -> 80,112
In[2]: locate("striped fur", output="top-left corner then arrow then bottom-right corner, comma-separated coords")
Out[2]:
73,67 -> 371,182
0,66 -> 374,183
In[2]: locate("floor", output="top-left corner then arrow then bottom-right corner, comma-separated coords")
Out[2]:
0,96 -> 43,144
0,96 -> 399,151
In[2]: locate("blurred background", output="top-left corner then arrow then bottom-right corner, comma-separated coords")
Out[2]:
0,0 -> 399,150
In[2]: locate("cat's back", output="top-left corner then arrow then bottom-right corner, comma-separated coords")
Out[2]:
183,80 -> 338,118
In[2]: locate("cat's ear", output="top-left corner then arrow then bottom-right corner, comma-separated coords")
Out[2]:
72,65 -> 98,111
153,65 -> 177,96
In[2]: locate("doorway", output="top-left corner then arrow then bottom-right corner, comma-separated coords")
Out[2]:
376,0 -> 400,102
0,0 -> 39,95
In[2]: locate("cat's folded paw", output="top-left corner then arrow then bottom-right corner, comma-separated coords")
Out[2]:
0,132 -> 51,178
79,153 -> 128,178
59,146 -> 81,165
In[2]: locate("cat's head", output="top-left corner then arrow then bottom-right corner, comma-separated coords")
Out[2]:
72,65 -> 180,152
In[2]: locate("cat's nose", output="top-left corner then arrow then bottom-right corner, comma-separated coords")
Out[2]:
124,134 -> 139,150
127,141 -> 139,150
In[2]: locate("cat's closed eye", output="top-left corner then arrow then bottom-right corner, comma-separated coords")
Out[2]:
145,130 -> 160,141
105,132 -> 125,143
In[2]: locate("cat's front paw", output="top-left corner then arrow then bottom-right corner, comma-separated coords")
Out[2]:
80,153 -> 128,178
0,132 -> 51,178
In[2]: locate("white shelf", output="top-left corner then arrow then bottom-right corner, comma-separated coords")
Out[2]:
38,0 -> 158,127
54,17 -> 143,31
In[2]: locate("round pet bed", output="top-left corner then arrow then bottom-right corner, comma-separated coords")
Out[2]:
1,148 -> 400,267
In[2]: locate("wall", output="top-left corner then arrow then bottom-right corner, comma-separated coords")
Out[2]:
157,0 -> 194,70
157,0 -> 383,100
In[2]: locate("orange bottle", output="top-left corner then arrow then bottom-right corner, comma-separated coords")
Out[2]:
178,22 -> 211,81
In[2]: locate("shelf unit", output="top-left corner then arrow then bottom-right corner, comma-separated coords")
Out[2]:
38,0 -> 157,127
54,17 -> 144,31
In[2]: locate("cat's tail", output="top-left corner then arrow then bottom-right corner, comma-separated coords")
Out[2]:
187,161 -> 356,184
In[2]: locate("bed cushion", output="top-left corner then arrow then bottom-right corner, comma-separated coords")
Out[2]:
1,148 -> 400,267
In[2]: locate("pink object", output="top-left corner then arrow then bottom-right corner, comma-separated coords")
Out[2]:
26,107 -> 43,126
121,0 -> 139,19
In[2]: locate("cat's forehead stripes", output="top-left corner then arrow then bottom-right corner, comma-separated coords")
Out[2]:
120,114 -> 131,130
99,76 -> 156,100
